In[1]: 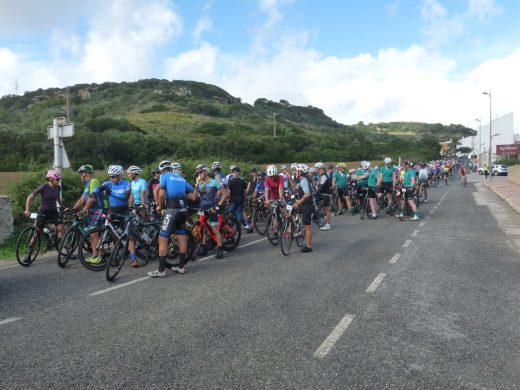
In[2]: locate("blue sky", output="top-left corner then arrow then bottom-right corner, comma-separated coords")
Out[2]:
1,0 -> 519,129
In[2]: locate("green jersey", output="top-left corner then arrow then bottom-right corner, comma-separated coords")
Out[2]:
368,168 -> 379,187
403,168 -> 416,188
355,168 -> 369,185
380,165 -> 395,183
333,171 -> 348,188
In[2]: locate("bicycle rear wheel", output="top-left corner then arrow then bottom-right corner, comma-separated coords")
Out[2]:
266,210 -> 281,246
359,197 -> 368,220
57,226 -> 80,267
294,214 -> 305,247
314,206 -> 326,227
16,226 -> 40,266
79,227 -> 117,271
221,213 -> 241,251
253,207 -> 268,235
106,235 -> 129,282
280,218 -> 294,256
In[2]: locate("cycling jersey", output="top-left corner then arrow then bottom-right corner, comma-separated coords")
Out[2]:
197,178 -> 220,209
403,169 -> 416,188
265,175 -> 284,200
318,172 -> 332,194
281,172 -> 290,189
368,168 -> 378,187
380,165 -> 395,183
93,179 -> 131,209
255,180 -> 265,196
160,172 -> 194,208
333,171 -> 348,188
131,177 -> 148,205
355,168 -> 369,186
418,168 -> 428,182
82,178 -> 104,210
32,184 -> 61,211
147,177 -> 159,202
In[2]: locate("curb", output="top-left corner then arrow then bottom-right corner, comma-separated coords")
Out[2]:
484,183 -> 520,215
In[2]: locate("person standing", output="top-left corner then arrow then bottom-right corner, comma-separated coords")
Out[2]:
293,164 -> 313,253
315,162 -> 332,230
227,166 -> 250,231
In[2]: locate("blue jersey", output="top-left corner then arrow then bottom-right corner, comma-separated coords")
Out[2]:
131,177 -> 148,205
197,178 -> 221,209
94,179 -> 131,209
255,180 -> 265,196
82,178 -> 104,210
160,172 -> 194,208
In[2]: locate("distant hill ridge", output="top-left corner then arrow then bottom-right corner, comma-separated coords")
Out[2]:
0,78 -> 475,171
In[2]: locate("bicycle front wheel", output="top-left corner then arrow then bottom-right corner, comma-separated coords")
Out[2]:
221,213 -> 241,251
253,207 -> 268,235
106,235 -> 129,282
16,226 -> 40,266
359,197 -> 368,220
57,226 -> 80,267
280,218 -> 294,256
266,210 -> 281,246
79,227 -> 117,271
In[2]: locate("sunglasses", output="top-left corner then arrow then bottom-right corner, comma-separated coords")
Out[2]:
109,176 -> 118,179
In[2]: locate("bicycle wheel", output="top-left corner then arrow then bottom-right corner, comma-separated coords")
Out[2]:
359,197 -> 368,220
314,206 -> 326,227
266,210 -> 281,246
294,214 -> 305,247
57,226 -> 80,267
280,217 -> 294,256
253,207 -> 268,235
190,221 -> 205,259
135,224 -> 160,262
106,235 -> 129,282
399,202 -> 405,221
16,226 -> 40,266
221,213 -> 241,251
78,227 -> 117,271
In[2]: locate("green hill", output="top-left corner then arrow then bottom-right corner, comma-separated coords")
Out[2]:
0,78 -> 476,171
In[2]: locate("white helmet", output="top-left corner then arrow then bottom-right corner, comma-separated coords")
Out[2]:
296,163 -> 309,173
266,164 -> 278,177
159,160 -> 172,171
212,161 -> 222,170
107,165 -> 123,176
229,164 -> 237,172
384,157 -> 392,164
171,162 -> 182,173
127,165 -> 141,174
315,162 -> 325,169
291,163 -> 298,170
280,164 -> 287,169
361,161 -> 371,169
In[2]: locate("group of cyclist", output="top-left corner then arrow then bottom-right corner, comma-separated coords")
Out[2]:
23,155 -> 464,277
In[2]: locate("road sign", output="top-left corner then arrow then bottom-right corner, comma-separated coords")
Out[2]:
47,123 -> 74,139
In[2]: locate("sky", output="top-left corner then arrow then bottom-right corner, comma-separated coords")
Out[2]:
1,0 -> 520,130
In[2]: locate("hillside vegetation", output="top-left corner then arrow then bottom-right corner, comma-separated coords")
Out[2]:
0,79 -> 476,171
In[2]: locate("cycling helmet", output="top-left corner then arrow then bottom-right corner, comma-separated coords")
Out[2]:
315,162 -> 325,169
296,163 -> 309,173
153,168 -> 161,174
291,163 -> 298,170
107,165 -> 123,176
229,164 -> 237,171
127,165 -> 141,174
211,161 -> 222,170
384,157 -> 392,164
46,169 -> 61,180
196,164 -> 209,174
309,167 -> 316,174
78,164 -> 94,174
361,161 -> 371,169
280,164 -> 287,169
266,164 -> 278,177
231,166 -> 241,173
250,166 -> 258,173
159,160 -> 172,171
339,163 -> 347,169
171,162 -> 182,173
257,171 -> 266,178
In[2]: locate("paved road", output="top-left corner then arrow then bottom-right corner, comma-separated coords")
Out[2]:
1,174 -> 519,389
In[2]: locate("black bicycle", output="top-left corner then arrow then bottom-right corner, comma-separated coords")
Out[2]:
57,211 -> 90,268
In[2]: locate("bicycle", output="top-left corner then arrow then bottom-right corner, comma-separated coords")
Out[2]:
191,209 -> 241,258
312,196 -> 327,227
330,187 -> 340,216
77,210 -> 125,271
357,187 -> 370,220
16,210 -> 67,267
266,201 -> 283,246
251,199 -> 268,235
460,174 -> 467,186
57,211 -> 91,268
280,203 -> 304,256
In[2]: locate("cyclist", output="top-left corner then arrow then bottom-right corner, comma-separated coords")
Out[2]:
24,169 -> 65,241
127,166 -> 147,208
148,161 -> 195,277
212,161 -> 224,185
400,161 -> 420,221
87,165 -> 139,266
280,164 -> 290,190
377,157 -> 396,212
417,162 -> 429,203
69,164 -> 105,263
459,164 -> 467,185
194,164 -> 227,259
147,168 -> 161,205
315,162 -> 332,230
264,164 -> 284,205
354,161 -> 370,209
293,164 -> 313,253
228,166 -> 251,231
332,163 -> 350,215
253,171 -> 266,200
367,163 -> 379,219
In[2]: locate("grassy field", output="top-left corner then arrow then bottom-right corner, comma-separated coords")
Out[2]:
0,172 -> 26,195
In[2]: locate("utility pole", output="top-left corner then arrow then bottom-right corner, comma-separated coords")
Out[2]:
66,87 -> 70,121
273,113 -> 277,137
48,117 -> 74,170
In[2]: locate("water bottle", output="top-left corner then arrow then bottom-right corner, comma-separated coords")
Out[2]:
43,227 -> 51,234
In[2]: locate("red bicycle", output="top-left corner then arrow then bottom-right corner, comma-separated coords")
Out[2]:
191,209 -> 241,257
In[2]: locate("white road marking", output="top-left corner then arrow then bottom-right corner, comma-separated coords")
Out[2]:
418,221 -> 425,227
0,264 -> 20,270
366,273 -> 387,293
90,237 -> 269,295
314,314 -> 356,358
0,317 -> 22,326
402,239 -> 412,247
429,210 -> 434,214
411,230 -> 419,237
389,253 -> 401,264
433,205 -> 438,210
90,276 -> 151,296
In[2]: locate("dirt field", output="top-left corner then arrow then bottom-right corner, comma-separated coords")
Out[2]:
0,172 -> 27,195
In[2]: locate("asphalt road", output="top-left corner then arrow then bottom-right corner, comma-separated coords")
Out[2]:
1,174 -> 519,389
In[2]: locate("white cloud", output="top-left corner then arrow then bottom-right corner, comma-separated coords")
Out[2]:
420,0 -> 465,47
165,42 -> 219,80
193,16 -> 213,43
467,0 -> 502,21
252,0 -> 295,54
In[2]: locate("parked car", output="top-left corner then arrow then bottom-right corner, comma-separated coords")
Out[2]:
492,164 -> 508,176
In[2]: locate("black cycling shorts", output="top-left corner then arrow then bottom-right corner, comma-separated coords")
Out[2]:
160,208 -> 188,237
403,187 -> 415,200
368,187 -> 377,199
300,203 -> 313,225
36,209 -> 63,229
317,193 -> 331,207
378,182 -> 393,194
337,187 -> 348,197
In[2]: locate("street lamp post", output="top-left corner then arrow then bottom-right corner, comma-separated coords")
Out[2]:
475,118 -> 481,166
482,91 -> 492,181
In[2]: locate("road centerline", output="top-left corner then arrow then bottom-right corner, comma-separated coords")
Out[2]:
314,314 -> 356,358
366,273 -> 387,293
